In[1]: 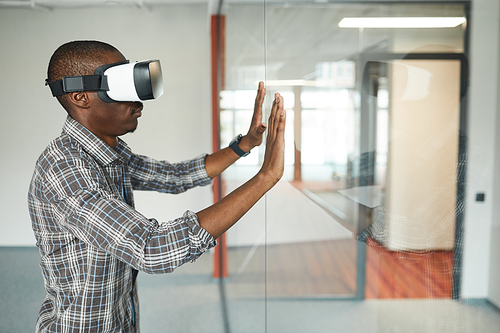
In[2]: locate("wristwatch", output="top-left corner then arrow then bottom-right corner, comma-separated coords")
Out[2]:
229,134 -> 250,157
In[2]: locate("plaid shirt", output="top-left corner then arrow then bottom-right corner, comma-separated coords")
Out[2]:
28,117 -> 216,333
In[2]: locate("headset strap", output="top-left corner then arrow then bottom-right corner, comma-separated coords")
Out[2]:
45,74 -> 109,97
45,60 -> 130,97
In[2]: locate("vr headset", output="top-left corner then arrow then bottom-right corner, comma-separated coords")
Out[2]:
46,59 -> 163,103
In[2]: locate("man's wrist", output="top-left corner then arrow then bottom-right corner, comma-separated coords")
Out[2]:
229,134 -> 251,157
238,135 -> 253,153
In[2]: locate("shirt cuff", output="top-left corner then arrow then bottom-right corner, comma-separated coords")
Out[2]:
183,210 -> 218,256
192,153 -> 214,186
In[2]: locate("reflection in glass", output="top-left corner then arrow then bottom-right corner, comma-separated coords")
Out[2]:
219,1 -> 472,331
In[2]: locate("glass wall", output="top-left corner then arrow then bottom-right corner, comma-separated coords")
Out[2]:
218,1 -> 470,331
219,4 -> 267,331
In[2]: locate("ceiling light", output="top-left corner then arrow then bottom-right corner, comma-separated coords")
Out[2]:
339,17 -> 466,29
264,80 -> 335,87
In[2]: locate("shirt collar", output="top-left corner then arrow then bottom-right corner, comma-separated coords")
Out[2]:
62,116 -> 132,166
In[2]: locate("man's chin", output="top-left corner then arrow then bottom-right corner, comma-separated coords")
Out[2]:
128,120 -> 139,134
120,124 -> 138,136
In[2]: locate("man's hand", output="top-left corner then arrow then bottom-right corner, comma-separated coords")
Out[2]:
259,92 -> 286,183
198,92 -> 286,239
204,82 -> 284,180
239,81 -> 267,152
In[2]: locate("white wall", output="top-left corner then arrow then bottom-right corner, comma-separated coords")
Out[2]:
385,59 -> 460,252
0,5 -> 213,246
486,0 -> 500,308
461,0 -> 500,300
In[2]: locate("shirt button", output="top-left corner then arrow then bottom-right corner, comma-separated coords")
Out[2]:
116,161 -> 123,165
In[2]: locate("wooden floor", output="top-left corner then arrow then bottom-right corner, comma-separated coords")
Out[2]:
365,237 -> 453,299
228,238 -> 453,299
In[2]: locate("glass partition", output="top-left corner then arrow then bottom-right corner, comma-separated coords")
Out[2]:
221,3 -> 267,332
219,1 -> 469,331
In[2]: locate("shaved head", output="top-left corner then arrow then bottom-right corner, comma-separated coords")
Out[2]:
47,40 -> 124,112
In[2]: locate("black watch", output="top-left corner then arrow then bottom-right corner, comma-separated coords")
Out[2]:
229,134 -> 250,157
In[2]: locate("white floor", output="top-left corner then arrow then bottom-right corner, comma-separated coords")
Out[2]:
226,298 -> 500,333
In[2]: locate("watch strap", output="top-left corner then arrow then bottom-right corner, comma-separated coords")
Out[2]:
229,134 -> 250,157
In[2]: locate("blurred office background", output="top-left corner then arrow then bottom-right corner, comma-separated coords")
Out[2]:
1,0 -> 500,332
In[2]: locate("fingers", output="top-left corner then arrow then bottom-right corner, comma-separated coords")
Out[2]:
274,93 -> 284,122
251,81 -> 266,130
254,81 -> 265,111
278,105 -> 286,131
275,94 -> 286,136
269,92 -> 284,125
251,84 -> 284,142
256,81 -> 265,101
260,92 -> 286,183
266,92 -> 285,142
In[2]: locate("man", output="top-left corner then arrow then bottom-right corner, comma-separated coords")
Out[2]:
28,40 -> 286,332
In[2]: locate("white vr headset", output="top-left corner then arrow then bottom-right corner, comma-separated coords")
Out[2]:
46,59 -> 163,103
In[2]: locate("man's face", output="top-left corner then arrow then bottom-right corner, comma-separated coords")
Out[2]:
85,50 -> 144,141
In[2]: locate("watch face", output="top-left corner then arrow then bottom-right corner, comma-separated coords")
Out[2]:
231,134 -> 242,144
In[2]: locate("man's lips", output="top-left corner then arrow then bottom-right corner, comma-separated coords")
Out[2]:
132,106 -> 143,117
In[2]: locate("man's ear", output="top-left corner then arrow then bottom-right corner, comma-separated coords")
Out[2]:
67,91 -> 91,109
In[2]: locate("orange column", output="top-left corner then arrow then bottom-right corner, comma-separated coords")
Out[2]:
211,14 -> 228,279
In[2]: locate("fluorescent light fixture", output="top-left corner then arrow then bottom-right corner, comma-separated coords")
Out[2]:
339,17 -> 466,28
264,80 -> 335,87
